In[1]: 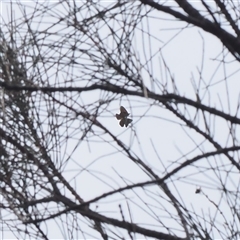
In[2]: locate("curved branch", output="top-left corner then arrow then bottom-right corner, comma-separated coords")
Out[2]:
140,0 -> 240,59
1,81 -> 240,124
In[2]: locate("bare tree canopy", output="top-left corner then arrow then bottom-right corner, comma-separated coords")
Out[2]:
0,1 -> 240,239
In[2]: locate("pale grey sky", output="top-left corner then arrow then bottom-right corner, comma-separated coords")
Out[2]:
1,1 -> 239,239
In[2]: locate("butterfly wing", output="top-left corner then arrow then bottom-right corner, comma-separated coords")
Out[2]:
124,118 -> 132,127
115,114 -> 122,120
120,106 -> 129,118
119,118 -> 125,127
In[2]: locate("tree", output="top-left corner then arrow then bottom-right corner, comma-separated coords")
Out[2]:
0,1 -> 240,239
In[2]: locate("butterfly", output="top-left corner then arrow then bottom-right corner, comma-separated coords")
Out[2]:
116,106 -> 132,127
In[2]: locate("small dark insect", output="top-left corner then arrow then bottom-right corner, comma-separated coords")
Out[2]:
116,106 -> 132,127
195,187 -> 201,194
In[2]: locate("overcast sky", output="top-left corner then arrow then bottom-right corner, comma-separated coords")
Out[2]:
1,1 -> 240,239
